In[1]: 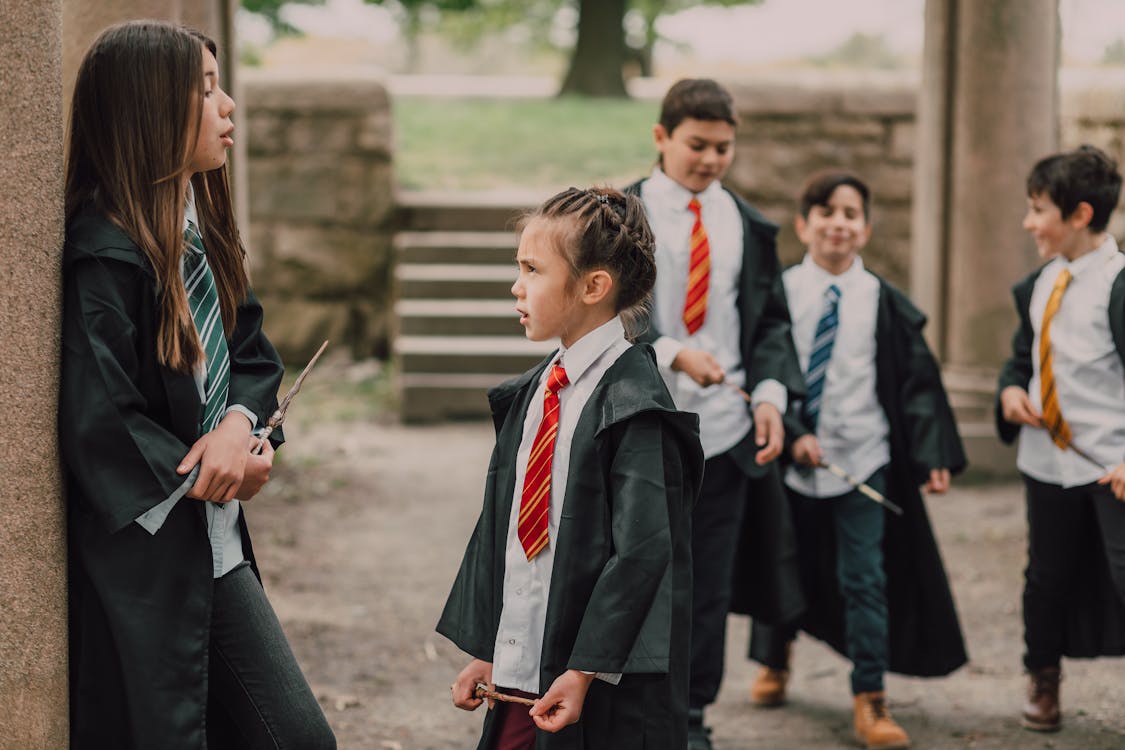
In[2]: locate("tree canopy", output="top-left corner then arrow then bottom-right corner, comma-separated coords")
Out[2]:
241,0 -> 759,97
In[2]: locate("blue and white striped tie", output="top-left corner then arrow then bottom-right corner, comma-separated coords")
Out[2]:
184,219 -> 231,434
802,284 -> 841,431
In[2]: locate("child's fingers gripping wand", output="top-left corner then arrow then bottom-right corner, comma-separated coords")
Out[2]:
251,340 -> 330,455
726,383 -> 904,516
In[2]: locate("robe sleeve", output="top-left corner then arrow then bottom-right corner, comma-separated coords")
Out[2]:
747,272 -> 805,402
226,288 -> 285,446
59,256 -> 195,534
995,284 -> 1035,444
566,411 -> 683,674
896,303 -> 967,479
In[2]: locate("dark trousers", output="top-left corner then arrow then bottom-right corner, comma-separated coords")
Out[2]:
489,688 -> 538,750
206,562 -> 336,750
1023,475 -> 1125,671
689,451 -> 751,710
753,471 -> 889,694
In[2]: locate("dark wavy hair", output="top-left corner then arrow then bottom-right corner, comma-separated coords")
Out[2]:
1027,144 -> 1122,232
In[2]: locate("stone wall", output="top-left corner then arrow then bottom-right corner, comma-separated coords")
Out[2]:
724,69 -> 1125,292
243,68 -> 395,362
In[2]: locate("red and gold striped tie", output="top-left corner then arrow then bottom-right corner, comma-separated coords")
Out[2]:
683,198 -> 711,335
1039,269 -> 1072,449
518,363 -> 569,561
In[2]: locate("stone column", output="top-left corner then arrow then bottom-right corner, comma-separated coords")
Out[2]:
912,0 -> 1059,475
0,1 -> 68,748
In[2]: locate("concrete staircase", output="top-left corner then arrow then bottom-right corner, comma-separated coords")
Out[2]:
393,192 -> 554,421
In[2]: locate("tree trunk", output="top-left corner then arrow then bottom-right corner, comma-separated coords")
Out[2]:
558,0 -> 628,97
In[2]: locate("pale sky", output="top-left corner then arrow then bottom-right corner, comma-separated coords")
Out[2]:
240,0 -> 1125,69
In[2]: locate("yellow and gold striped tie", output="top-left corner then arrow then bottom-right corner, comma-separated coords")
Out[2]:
1039,269 -> 1072,449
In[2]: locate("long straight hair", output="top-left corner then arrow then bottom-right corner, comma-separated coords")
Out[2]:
65,20 -> 248,373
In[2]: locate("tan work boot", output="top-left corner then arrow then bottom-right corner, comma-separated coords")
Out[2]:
853,691 -> 911,750
1021,666 -> 1062,732
750,665 -> 789,707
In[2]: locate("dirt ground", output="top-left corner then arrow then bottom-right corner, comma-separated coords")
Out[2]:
244,375 -> 1125,749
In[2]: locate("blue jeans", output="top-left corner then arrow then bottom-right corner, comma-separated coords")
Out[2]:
206,562 -> 336,750
754,469 -> 889,694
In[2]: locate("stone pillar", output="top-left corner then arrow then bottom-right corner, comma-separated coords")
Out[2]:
912,0 -> 1059,475
0,1 -> 68,748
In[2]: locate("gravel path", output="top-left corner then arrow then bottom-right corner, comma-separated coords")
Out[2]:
244,417 -> 1125,749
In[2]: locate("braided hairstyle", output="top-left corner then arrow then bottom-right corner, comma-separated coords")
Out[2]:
529,186 -> 657,340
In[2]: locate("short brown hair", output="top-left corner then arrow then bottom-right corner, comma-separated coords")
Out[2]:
659,78 -> 737,135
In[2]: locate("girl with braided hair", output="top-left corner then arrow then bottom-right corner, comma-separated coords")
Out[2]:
439,187 -> 705,749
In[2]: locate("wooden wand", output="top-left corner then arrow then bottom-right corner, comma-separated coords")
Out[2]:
252,339 -> 329,455
474,684 -> 537,707
726,383 -> 903,515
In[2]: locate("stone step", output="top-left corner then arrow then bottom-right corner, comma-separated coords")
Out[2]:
396,263 -> 514,300
396,189 -> 545,232
396,299 -> 522,336
395,335 -> 553,375
398,373 -> 507,422
394,231 -> 518,265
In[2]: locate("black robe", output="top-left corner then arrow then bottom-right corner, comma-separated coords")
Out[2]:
624,178 -> 808,625
748,277 -> 969,677
995,265 -> 1125,658
60,211 -> 285,749
437,344 -> 705,750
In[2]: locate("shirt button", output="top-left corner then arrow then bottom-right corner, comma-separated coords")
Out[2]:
516,588 -> 523,595
508,639 -> 516,645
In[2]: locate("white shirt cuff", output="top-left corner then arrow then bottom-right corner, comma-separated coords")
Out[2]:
135,466 -> 199,535
652,336 -> 684,370
579,671 -> 623,685
224,404 -> 258,429
750,379 -> 787,414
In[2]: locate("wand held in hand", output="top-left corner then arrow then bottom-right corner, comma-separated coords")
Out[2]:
474,684 -> 537,706
252,340 -> 329,455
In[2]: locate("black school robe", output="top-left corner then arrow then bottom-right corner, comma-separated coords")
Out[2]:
624,178 -> 808,625
437,344 -> 705,750
59,210 -> 285,749
995,265 -> 1125,658
748,277 -> 969,677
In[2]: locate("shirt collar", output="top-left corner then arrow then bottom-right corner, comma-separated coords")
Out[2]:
184,182 -> 199,233
554,316 -> 625,387
1059,234 -> 1119,279
647,166 -> 723,209
800,253 -> 865,289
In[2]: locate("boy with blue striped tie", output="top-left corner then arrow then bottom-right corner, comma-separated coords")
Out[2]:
749,170 -> 967,750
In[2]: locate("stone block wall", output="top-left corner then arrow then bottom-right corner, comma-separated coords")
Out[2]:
242,69 -> 395,362
722,70 -> 1125,292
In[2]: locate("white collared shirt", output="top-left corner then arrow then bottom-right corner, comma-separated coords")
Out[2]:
491,317 -> 630,693
641,167 -> 786,458
1018,235 -> 1125,487
783,255 -> 889,497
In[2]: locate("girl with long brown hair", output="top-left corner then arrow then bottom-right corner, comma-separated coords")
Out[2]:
60,20 -> 335,749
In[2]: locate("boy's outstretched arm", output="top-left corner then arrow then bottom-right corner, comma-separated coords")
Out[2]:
529,670 -> 596,732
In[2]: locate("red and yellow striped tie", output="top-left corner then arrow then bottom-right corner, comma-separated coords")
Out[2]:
518,363 -> 569,561
683,197 -> 711,335
1039,269 -> 1072,450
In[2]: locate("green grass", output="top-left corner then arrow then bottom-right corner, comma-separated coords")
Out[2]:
392,96 -> 659,191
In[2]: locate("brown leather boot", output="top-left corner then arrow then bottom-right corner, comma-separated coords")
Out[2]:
853,692 -> 911,750
750,665 -> 789,707
1021,666 -> 1062,732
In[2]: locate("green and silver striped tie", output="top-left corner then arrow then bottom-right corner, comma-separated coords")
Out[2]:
184,219 -> 230,434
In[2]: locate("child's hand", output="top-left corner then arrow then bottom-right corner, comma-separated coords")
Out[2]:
179,413 -> 252,503
1096,462 -> 1125,500
752,402 -> 784,464
791,434 -> 822,467
1000,386 -> 1043,428
924,468 -> 951,494
236,437 -> 275,501
671,349 -> 725,387
451,659 -> 494,711
529,669 -> 595,733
